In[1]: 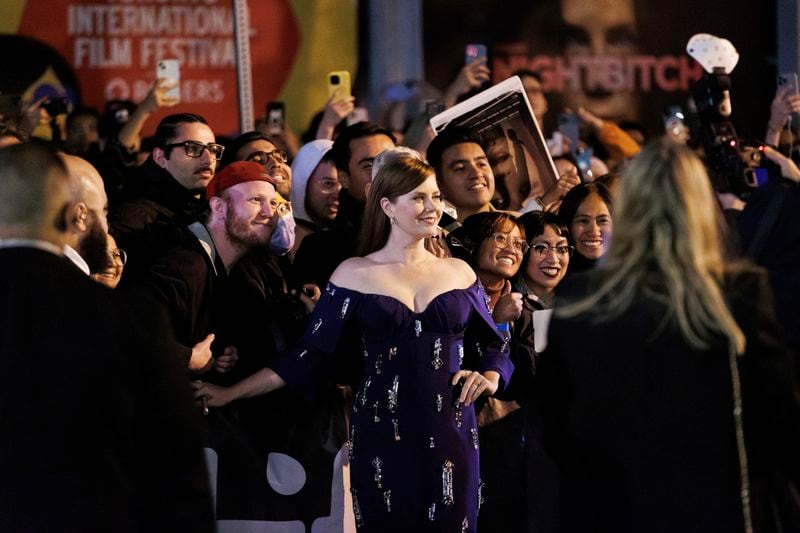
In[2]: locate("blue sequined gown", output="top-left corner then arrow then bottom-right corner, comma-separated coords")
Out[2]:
272,280 -> 513,532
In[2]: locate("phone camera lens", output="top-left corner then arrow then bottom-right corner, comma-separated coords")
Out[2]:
330,75 -> 340,84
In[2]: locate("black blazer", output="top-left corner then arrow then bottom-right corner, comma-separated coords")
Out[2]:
0,247 -> 214,532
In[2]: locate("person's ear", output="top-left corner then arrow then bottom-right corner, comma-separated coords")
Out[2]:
338,169 -> 352,190
152,146 -> 168,168
364,181 -> 372,199
379,197 -> 393,219
72,203 -> 88,233
208,196 -> 226,220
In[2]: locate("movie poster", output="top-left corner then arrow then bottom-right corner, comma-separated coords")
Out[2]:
423,0 -> 776,139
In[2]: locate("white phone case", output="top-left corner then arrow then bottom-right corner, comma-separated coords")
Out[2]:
156,59 -> 181,102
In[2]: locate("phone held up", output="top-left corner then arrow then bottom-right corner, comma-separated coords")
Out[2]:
777,72 -> 800,96
328,71 -> 351,103
156,59 -> 181,102
465,43 -> 487,66
266,101 -> 285,135
558,112 -> 580,154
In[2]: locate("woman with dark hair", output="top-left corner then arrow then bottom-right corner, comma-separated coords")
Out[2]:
557,181 -> 613,274
451,211 -> 540,532
541,139 -> 800,533
452,212 -> 528,323
195,156 -> 513,531
516,211 -> 573,310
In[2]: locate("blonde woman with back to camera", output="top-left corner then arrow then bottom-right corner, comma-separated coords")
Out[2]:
194,156 -> 513,532
539,139 -> 800,533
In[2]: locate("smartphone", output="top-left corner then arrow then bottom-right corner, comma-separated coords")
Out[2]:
465,43 -> 487,65
777,72 -> 800,96
574,146 -> 594,182
328,71 -> 351,102
156,59 -> 181,102
266,101 -> 285,135
425,100 -> 445,119
558,112 -> 580,154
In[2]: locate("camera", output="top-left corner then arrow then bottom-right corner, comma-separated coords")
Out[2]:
42,96 -> 69,117
690,70 -> 754,196
330,74 -> 340,84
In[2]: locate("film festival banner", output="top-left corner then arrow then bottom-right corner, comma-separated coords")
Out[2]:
0,0 -> 357,136
430,76 -> 559,210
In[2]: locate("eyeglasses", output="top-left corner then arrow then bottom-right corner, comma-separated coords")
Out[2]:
163,141 -> 225,160
108,248 -> 127,266
530,243 -> 574,257
490,233 -> 529,254
246,149 -> 288,165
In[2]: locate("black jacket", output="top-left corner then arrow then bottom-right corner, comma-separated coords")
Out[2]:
109,157 -> 208,268
0,247 -> 214,532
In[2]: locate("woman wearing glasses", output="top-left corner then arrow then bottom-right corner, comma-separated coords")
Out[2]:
90,233 -> 127,289
516,211 -> 573,311
541,140 -> 800,533
450,212 -> 547,533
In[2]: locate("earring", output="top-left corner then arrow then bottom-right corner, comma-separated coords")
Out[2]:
389,216 -> 396,225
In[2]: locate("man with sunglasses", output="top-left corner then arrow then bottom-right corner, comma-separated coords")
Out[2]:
110,113 -> 223,269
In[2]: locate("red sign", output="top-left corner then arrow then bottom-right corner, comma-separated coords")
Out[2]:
18,0 -> 299,135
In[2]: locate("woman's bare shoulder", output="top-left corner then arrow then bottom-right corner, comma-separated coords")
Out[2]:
329,257 -> 375,288
437,257 -> 478,287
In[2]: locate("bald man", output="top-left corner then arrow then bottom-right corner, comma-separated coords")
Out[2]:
59,153 -> 111,275
0,142 -> 214,531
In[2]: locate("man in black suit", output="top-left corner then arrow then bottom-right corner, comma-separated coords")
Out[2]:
0,143 -> 214,532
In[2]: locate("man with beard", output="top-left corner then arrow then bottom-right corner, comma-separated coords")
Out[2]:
109,113 -> 223,271
59,153 -> 111,276
126,161 -> 277,374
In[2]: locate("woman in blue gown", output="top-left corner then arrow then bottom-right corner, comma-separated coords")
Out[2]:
195,156 -> 513,532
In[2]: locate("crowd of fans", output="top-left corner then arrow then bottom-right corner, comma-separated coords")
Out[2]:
2,52 -> 800,532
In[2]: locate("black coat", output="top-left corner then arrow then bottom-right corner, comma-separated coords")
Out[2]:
0,247 -> 214,532
540,265 -> 800,533
122,223 -> 228,368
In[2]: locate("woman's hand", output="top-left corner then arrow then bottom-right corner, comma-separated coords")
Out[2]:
451,370 -> 500,406
492,289 -> 523,323
193,381 -> 234,408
